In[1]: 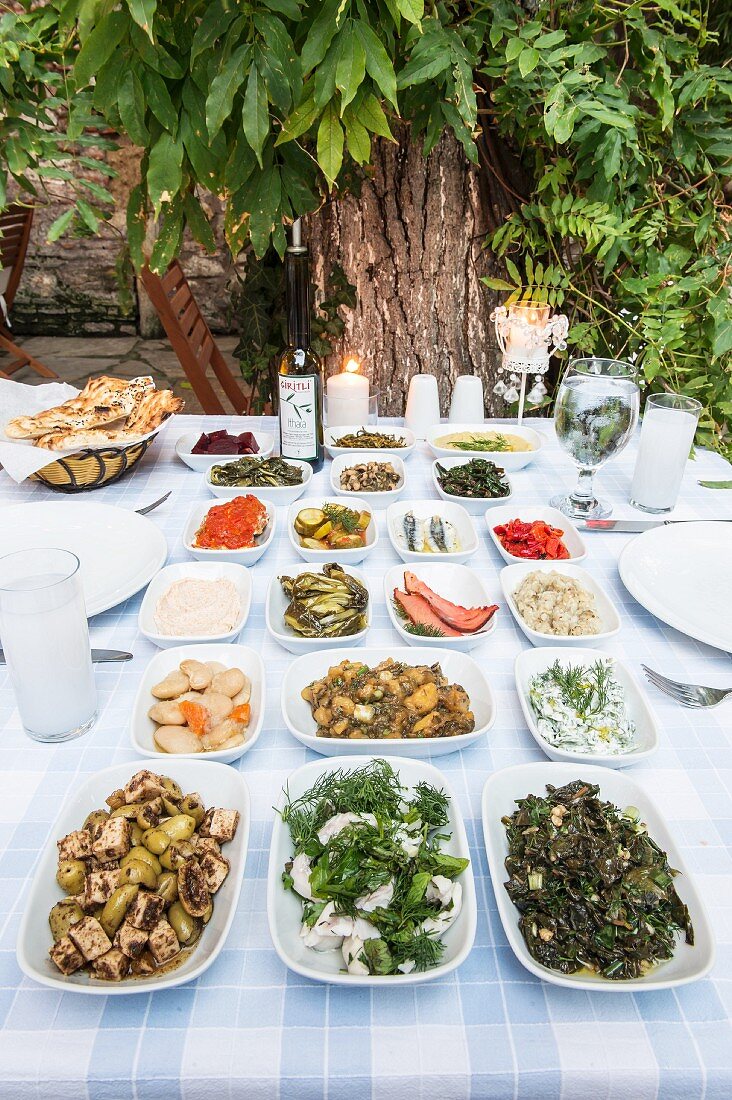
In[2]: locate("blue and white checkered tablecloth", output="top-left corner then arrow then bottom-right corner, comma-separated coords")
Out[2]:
0,415 -> 731,1100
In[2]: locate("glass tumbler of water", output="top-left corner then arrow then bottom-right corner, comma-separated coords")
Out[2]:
0,548 -> 97,742
630,393 -> 702,512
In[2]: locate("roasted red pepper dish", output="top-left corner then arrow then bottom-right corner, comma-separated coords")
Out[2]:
493,519 -> 570,560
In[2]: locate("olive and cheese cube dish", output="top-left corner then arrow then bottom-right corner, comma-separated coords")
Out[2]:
48,769 -> 240,982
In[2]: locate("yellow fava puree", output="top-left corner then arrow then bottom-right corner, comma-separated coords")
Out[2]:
434,431 -> 533,452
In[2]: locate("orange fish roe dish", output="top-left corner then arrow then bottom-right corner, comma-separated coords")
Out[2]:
193,495 -> 268,550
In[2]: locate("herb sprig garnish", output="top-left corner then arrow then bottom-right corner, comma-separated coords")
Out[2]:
322,502 -> 361,533
543,659 -> 613,719
392,597 -> 445,637
449,434 -> 511,452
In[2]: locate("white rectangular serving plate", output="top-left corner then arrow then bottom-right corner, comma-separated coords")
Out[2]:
324,425 -> 416,460
281,645 -> 496,757
129,643 -> 264,763
138,561 -> 252,647
175,429 -> 274,471
266,563 -> 372,655
386,499 -> 478,564
182,498 -> 276,564
17,760 -> 250,995
268,755 -> 476,984
500,561 -> 621,647
204,457 -> 313,507
330,451 -> 407,506
287,496 -> 378,565
383,561 -> 498,652
486,505 -> 587,563
514,647 -> 659,767
482,762 -> 714,991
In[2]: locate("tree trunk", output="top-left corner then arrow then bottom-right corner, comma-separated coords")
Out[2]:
308,122 -> 517,417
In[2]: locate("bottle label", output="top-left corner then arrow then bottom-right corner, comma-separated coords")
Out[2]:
279,374 -> 319,460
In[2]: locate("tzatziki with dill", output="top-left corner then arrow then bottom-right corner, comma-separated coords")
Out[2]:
528,658 -> 635,755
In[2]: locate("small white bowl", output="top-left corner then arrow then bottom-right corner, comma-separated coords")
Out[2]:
384,562 -> 498,652
425,422 -> 544,471
431,457 -> 513,515
500,561 -> 621,647
282,646 -> 496,757
324,424 -> 416,460
487,505 -> 587,564
386,499 -> 478,564
175,429 -> 274,472
287,497 -> 378,565
129,642 -> 264,763
514,647 -> 659,767
183,497 -> 276,564
204,457 -> 312,507
138,562 -> 252,648
330,451 -> 406,507
268,756 -> 477,984
266,563 -> 372,655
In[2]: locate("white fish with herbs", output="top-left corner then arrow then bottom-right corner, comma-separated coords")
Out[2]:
399,510 -> 460,554
528,658 -> 636,755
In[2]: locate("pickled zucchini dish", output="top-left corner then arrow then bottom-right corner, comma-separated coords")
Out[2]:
48,769 -> 240,982
294,503 -> 371,551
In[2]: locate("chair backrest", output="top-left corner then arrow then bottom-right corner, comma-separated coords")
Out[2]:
0,203 -> 34,315
141,259 -> 248,415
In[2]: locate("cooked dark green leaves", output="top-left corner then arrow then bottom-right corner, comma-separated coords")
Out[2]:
209,455 -> 305,487
279,562 -> 368,638
502,780 -> 694,980
436,458 -> 510,499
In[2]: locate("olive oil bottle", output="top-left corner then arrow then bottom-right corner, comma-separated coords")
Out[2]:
278,220 -> 324,471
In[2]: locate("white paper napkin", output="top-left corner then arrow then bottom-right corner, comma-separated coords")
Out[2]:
0,380 -> 162,483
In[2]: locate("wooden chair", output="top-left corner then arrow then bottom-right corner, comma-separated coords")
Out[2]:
0,203 -> 57,380
141,259 -> 249,415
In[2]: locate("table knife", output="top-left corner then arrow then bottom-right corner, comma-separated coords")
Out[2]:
579,519 -> 730,532
0,648 -> 132,665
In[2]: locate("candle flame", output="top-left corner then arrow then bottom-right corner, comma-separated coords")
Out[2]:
343,357 -> 361,374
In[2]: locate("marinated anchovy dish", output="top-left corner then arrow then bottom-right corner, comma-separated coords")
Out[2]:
301,657 -> 475,740
399,510 -> 461,554
502,780 -> 694,980
280,563 -> 369,638
209,456 -> 304,488
281,759 -> 469,975
529,659 -> 635,755
48,769 -> 240,982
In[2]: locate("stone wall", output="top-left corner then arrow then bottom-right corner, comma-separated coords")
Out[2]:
11,142 -> 238,337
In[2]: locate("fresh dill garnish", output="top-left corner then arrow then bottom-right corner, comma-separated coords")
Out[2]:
544,658 -> 614,718
410,782 -> 450,828
322,502 -> 361,533
392,598 -> 446,637
450,433 -> 511,452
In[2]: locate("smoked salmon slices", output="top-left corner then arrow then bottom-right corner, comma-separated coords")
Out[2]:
393,570 -> 498,638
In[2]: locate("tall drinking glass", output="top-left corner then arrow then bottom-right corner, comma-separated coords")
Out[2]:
551,358 -> 639,519
630,393 -> 702,512
0,548 -> 97,742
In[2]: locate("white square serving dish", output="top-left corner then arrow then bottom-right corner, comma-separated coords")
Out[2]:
482,762 -> 714,991
514,647 -> 659,767
17,760 -> 250,995
175,429 -> 274,472
500,561 -> 621,647
138,561 -> 252,647
182,497 -> 276,564
386,499 -> 478,564
129,642 -> 264,763
268,755 -> 476,984
383,562 -> 499,651
431,457 -> 513,514
330,451 -> 406,506
486,505 -> 587,563
324,425 -> 416,460
204,457 -> 312,507
425,422 -> 544,470
266,563 -> 372,655
280,645 -> 496,757
287,497 -> 378,565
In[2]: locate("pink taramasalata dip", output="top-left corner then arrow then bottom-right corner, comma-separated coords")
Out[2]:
154,578 -> 242,637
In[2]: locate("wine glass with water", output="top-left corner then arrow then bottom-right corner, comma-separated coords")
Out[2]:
551,358 -> 639,520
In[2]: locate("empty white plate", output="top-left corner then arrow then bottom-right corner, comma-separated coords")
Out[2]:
618,521 -> 732,653
482,762 -> 714,991
0,501 -> 167,617
17,760 -> 250,994
268,755 -> 476,984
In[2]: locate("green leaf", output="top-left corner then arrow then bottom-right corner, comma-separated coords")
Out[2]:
147,130 -> 183,215
505,38 -> 524,63
126,182 -> 147,269
46,208 -> 75,243
249,165 -> 282,256
343,108 -> 371,163
117,70 -> 148,146
74,11 -> 129,89
335,23 -> 366,113
355,22 -> 398,107
126,0 -> 156,40
359,92 -> 394,139
142,69 -> 178,134
76,198 -> 100,232
183,192 -> 216,252
191,1 -> 234,61
396,0 -> 424,24
276,88 -> 319,145
242,65 -> 269,166
519,47 -> 540,77
301,0 -> 342,75
205,45 -> 250,140
149,198 -> 184,273
481,276 -> 515,291
698,480 -> 732,489
317,101 -> 344,185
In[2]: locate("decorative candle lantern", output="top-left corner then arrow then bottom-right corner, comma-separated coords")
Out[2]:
491,299 -> 569,424
325,357 -> 372,427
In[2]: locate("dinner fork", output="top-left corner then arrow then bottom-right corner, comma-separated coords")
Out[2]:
135,491 -> 171,515
642,665 -> 732,709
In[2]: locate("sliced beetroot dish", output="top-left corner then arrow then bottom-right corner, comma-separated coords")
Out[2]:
190,430 -> 260,455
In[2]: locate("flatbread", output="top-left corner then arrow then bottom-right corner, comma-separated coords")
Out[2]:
33,388 -> 184,451
124,390 -> 183,434
5,376 -> 155,439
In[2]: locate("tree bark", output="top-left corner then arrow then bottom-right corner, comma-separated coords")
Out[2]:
308,122 -> 517,416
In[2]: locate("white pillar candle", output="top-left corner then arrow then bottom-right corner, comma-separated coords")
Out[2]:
506,302 -> 550,362
326,359 -> 370,426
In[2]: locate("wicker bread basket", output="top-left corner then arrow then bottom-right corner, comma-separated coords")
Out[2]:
30,435 -> 156,493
